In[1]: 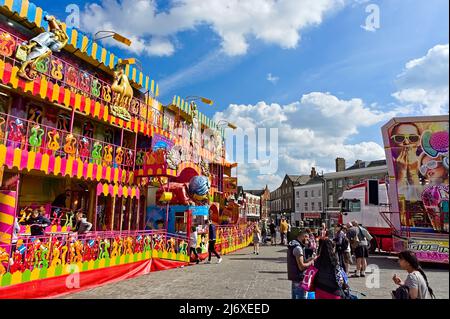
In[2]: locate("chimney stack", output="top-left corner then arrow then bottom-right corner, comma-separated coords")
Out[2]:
335,157 -> 346,172
310,167 -> 317,178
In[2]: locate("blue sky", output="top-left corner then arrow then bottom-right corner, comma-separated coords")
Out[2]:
34,0 -> 449,189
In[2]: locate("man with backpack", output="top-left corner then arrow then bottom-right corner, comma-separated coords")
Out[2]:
287,230 -> 318,299
349,220 -> 373,278
333,224 -> 349,273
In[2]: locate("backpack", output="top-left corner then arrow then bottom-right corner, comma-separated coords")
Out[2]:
357,226 -> 366,241
392,285 -> 410,299
341,236 -> 349,251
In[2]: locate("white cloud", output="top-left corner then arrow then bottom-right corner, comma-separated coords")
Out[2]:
215,92 -> 399,190
267,73 -> 279,84
80,0 -> 346,57
392,44 -> 449,115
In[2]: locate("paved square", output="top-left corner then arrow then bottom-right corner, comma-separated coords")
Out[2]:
62,245 -> 449,299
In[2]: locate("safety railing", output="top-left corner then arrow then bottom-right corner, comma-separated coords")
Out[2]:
216,224 -> 254,253
7,229 -> 188,274
0,111 -> 135,170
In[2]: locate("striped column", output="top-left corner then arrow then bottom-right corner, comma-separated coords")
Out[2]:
0,190 -> 17,255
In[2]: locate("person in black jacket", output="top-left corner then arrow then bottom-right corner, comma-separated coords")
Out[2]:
205,220 -> 222,264
27,209 -> 51,236
314,239 -> 348,299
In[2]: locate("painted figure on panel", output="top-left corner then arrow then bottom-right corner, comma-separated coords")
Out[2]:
16,16 -> 68,81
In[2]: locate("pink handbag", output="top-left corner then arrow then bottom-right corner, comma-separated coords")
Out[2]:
301,265 -> 318,291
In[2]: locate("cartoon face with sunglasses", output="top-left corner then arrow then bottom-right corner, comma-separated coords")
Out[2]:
391,123 -> 421,147
419,153 -> 449,184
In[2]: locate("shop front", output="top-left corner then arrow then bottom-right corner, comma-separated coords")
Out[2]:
302,212 -> 322,229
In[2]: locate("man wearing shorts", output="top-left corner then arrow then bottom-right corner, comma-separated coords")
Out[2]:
350,221 -> 372,277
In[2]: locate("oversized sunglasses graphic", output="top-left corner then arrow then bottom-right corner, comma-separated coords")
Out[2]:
419,160 -> 443,175
391,134 -> 420,144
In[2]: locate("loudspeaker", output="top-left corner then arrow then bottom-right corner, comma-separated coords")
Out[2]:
367,180 -> 379,205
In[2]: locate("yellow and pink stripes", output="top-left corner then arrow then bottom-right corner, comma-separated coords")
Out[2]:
0,145 -> 134,185
0,190 -> 16,253
0,0 -> 159,96
96,182 -> 140,198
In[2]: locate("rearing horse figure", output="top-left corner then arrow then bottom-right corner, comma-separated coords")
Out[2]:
111,62 -> 133,109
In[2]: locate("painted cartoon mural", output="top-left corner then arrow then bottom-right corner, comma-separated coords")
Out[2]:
382,117 -> 449,233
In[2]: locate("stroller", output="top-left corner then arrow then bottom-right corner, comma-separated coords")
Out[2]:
340,267 -> 367,299
342,288 -> 367,299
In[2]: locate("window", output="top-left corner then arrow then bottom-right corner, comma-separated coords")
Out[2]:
304,203 -> 308,211
296,203 -> 300,208
348,179 -> 354,186
311,202 -> 315,211
328,195 -> 333,205
296,191 -> 300,198
338,180 -> 343,188
349,200 -> 361,212
311,190 -> 314,197
318,189 -> 321,197
328,181 -> 333,189
304,191 -> 308,198
318,202 -> 322,211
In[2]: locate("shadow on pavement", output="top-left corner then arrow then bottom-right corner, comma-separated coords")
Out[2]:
367,255 -> 449,272
259,271 -> 286,274
228,257 -> 287,262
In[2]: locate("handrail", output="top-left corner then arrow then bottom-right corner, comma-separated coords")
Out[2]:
7,229 -> 188,274
0,111 -> 135,170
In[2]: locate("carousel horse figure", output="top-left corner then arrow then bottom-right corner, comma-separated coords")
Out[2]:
111,62 -> 133,109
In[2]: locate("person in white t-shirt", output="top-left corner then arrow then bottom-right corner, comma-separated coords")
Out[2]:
189,226 -> 200,264
392,250 -> 435,299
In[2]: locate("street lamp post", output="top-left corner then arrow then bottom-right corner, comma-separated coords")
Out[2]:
184,96 -> 214,106
216,119 -> 237,130
83,30 -> 132,52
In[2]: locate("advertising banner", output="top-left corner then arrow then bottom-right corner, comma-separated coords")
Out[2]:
382,116 -> 449,233
408,238 -> 449,264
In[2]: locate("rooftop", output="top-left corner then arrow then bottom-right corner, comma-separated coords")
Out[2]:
346,159 -> 386,170
244,190 -> 265,196
324,164 -> 388,179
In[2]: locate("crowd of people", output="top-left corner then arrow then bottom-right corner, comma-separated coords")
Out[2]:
286,220 -> 436,299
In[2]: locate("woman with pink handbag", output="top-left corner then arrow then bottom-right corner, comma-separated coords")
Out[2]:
313,239 -> 349,299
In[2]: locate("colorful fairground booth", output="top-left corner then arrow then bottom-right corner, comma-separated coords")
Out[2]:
0,0 -> 253,299
139,95 -> 251,260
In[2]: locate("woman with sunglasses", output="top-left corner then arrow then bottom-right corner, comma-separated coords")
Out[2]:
390,123 -> 423,227
419,152 -> 449,232
419,153 -> 449,185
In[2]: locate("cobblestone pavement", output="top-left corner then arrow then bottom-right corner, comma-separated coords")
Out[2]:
62,244 -> 449,299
